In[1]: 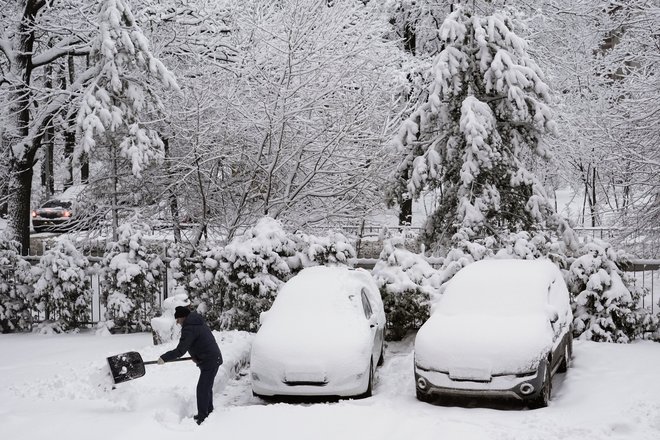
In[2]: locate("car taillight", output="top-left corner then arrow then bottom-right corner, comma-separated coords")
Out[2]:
63,210 -> 72,217
31,211 -> 36,217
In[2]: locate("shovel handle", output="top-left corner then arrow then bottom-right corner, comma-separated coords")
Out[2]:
144,356 -> 193,366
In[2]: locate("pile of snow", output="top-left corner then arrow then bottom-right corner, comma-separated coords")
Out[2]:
2,331 -> 660,439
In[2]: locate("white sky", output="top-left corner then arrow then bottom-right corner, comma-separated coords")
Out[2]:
1,331 -> 659,440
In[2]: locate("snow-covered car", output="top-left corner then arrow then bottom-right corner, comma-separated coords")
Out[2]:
250,266 -> 386,399
414,259 -> 573,408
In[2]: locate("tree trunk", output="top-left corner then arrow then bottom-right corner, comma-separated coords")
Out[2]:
63,55 -> 76,189
7,158 -> 35,255
41,125 -> 54,196
163,138 -> 181,243
41,61 -> 55,195
399,197 -> 413,227
6,0 -> 43,255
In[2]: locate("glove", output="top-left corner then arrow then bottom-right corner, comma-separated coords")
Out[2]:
157,357 -> 165,365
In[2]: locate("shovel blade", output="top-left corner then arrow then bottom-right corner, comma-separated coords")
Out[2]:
107,351 -> 147,384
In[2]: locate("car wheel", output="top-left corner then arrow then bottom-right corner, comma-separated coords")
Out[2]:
529,364 -> 551,409
359,361 -> 374,399
558,340 -> 572,373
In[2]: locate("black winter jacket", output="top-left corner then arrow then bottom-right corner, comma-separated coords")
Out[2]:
161,312 -> 222,369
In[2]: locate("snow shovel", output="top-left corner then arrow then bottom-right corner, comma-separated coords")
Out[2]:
107,351 -> 193,384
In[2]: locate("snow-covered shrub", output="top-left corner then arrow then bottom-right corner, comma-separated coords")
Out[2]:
150,292 -> 189,345
293,230 -> 356,268
217,216 -> 297,331
187,245 -> 228,330
100,222 -> 163,332
372,237 -> 441,340
0,236 -> 34,332
437,238 -> 496,288
568,239 -> 659,343
168,242 -> 197,292
32,239 -> 92,332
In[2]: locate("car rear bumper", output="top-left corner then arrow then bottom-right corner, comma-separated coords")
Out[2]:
251,367 -> 370,398
414,361 -> 547,402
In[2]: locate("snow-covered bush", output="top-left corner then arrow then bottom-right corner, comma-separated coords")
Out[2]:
150,292 -> 189,345
293,230 -> 356,268
100,222 -> 163,332
372,237 -> 441,340
0,236 -> 34,332
187,245 -> 228,330
168,242 -> 197,292
217,216 -> 297,331
568,239 -> 659,343
32,239 -> 92,333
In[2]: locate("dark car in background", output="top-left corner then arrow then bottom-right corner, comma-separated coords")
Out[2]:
32,199 -> 75,232
31,185 -> 93,233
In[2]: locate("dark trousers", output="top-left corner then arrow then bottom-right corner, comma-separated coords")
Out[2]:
196,360 -> 221,418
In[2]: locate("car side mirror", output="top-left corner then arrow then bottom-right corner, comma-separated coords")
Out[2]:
545,306 -> 559,324
368,315 -> 378,328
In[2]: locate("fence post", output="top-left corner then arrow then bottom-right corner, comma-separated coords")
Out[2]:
163,264 -> 168,302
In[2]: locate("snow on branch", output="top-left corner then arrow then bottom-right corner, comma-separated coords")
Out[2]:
76,0 -> 179,178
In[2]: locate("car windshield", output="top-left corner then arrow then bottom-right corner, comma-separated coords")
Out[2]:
40,200 -> 72,209
437,260 -> 555,316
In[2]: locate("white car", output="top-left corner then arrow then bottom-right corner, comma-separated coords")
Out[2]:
250,266 -> 386,398
414,259 -> 573,408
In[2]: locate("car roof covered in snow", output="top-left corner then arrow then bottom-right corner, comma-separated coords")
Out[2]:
274,266 -> 375,311
438,259 -> 561,315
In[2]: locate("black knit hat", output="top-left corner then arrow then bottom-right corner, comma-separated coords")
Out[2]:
174,306 -> 191,319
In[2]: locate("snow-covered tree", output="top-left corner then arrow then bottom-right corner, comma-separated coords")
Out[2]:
217,216 -> 298,331
140,0 -> 404,241
0,235 -> 34,332
372,236 -> 442,340
568,239 -> 659,343
100,222 -> 163,332
522,1 -> 660,255
1,0 -> 178,254
32,240 -> 92,333
388,6 -> 564,255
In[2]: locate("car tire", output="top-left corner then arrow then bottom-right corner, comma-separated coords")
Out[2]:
377,341 -> 384,366
529,364 -> 551,409
359,361 -> 374,399
558,340 -> 572,373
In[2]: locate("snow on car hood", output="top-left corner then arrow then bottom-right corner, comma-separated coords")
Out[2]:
251,314 -> 371,375
414,312 -> 554,375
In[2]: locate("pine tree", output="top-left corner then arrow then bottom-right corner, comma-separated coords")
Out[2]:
389,6 -> 561,254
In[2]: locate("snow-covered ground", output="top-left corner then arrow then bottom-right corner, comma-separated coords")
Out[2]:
1,331 -> 659,440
